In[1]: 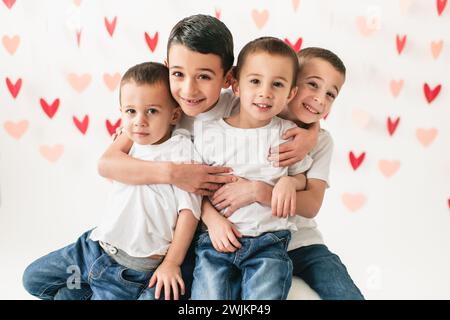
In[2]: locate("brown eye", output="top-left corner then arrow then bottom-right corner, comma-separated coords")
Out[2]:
198,74 -> 212,80
327,92 -> 336,99
273,81 -> 284,88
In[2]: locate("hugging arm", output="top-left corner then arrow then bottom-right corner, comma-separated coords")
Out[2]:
97,133 -> 236,196
269,121 -> 319,167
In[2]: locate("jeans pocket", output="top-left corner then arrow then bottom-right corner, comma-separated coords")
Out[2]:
118,267 -> 152,288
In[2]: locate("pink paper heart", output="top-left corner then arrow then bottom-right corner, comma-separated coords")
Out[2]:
351,109 -> 371,129
378,160 -> 401,178
252,9 -> 269,29
355,16 -> 377,37
342,193 -> 367,212
390,79 -> 404,98
215,8 -> 221,20
67,73 -> 91,93
39,144 -> 64,163
292,0 -> 300,11
431,40 -> 443,59
2,35 -> 20,55
4,120 -> 28,140
416,128 -> 438,147
103,73 -> 121,91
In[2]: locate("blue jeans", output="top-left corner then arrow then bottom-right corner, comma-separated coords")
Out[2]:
288,244 -> 365,300
191,230 -> 293,300
22,230 -> 156,300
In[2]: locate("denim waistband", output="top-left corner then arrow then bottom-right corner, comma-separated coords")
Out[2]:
99,241 -> 162,272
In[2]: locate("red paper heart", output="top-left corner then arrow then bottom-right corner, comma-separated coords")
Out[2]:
6,77 -> 22,99
2,0 -> 15,9
106,119 -> 121,136
423,83 -> 441,104
396,34 -> 407,55
105,16 -> 117,37
73,115 -> 89,134
40,98 -> 60,119
437,0 -> 447,16
349,151 -> 366,171
387,116 -> 400,136
145,32 -> 158,53
284,37 -> 303,52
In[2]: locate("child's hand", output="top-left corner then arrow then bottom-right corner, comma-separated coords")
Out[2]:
268,123 -> 319,167
173,163 -> 237,196
272,176 -> 297,218
207,213 -> 242,253
111,127 -> 123,142
148,260 -> 184,300
211,178 -> 258,217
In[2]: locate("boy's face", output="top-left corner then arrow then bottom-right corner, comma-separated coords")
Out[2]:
120,82 -> 180,145
233,52 -> 297,124
168,44 -> 230,117
288,58 -> 345,124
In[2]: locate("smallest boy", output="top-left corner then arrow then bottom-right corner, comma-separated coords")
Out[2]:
23,62 -> 201,300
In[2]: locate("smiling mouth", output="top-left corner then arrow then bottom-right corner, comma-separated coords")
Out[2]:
253,103 -> 272,109
303,103 -> 320,114
133,132 -> 150,136
181,97 -> 206,105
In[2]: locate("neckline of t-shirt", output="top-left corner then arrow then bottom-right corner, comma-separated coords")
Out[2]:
218,117 -> 278,131
132,134 -> 180,150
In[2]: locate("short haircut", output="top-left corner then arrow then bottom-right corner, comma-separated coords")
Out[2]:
234,37 -> 299,89
167,14 -> 234,74
297,47 -> 346,78
120,62 -> 177,107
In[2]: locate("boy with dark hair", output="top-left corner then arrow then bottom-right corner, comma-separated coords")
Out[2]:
23,62 -> 201,300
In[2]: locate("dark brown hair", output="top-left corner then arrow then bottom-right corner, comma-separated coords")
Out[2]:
167,14 -> 234,75
234,37 -> 299,89
120,62 -> 176,107
297,47 -> 346,78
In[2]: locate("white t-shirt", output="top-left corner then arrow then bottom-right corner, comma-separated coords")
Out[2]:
194,116 -> 313,237
90,134 -> 202,257
177,89 -> 333,250
287,129 -> 333,251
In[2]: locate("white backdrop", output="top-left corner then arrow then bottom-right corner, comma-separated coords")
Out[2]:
1,0 -> 449,300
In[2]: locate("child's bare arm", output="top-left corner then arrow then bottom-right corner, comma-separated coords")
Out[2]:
148,209 -> 198,300
202,198 -> 242,253
256,178 -> 326,219
211,177 -> 260,217
214,176 -> 324,219
269,122 -> 319,167
98,133 -> 172,184
271,173 -> 306,218
98,133 -> 236,196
